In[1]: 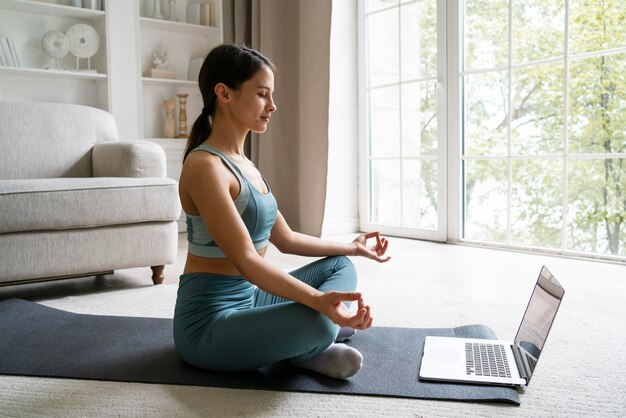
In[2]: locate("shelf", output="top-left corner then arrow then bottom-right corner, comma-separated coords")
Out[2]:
147,137 -> 187,142
139,17 -> 218,36
146,138 -> 187,149
0,0 -> 105,20
142,77 -> 197,87
0,65 -> 107,81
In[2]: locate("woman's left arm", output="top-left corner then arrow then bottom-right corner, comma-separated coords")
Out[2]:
270,211 -> 391,263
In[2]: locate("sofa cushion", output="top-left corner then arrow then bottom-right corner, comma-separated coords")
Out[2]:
93,141 -> 167,178
0,102 -> 118,179
0,178 -> 181,234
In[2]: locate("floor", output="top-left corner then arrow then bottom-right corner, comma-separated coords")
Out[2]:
1,233 -> 625,417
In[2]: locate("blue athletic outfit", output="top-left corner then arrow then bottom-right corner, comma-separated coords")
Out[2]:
173,145 -> 357,372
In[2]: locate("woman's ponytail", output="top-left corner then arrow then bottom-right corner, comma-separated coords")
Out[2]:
184,104 -> 213,162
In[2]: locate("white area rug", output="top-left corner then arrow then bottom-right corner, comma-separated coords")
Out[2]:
1,237 -> 625,417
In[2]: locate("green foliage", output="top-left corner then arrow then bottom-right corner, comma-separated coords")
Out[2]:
463,0 -> 625,256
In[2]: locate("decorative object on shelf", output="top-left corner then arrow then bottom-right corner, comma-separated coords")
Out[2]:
70,0 -> 82,7
176,93 -> 189,138
167,0 -> 179,22
150,0 -> 165,19
42,30 -> 69,69
82,0 -> 99,10
143,46 -> 177,79
187,57 -> 203,81
201,1 -> 216,26
66,23 -> 100,72
0,41 -> 7,67
0,37 -> 22,68
163,100 -> 176,138
153,47 -> 169,69
186,0 -> 203,25
187,0 -> 215,26
187,1 -> 201,25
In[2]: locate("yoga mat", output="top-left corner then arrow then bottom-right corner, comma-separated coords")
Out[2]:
0,299 -> 519,404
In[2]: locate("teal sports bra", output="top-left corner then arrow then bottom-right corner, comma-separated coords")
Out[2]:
186,145 -> 278,258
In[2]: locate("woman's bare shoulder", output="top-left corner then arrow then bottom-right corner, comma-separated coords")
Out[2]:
182,151 -> 225,178
180,150 -> 237,199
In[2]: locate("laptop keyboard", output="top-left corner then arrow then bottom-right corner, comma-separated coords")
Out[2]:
465,342 -> 512,378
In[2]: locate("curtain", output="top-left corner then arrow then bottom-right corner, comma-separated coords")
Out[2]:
223,0 -> 331,237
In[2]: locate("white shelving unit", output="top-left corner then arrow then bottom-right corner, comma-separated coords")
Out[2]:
137,0 -> 223,140
0,0 -> 108,109
0,0 -> 103,18
137,0 -> 223,231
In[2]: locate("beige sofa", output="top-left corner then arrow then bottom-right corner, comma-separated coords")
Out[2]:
0,102 -> 181,286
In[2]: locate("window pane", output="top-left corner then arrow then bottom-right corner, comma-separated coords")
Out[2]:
569,52 -> 626,154
512,0 -> 564,64
569,0 -> 626,55
402,159 -> 438,228
463,71 -> 508,156
367,0 -> 399,13
464,0 -> 508,70
510,159 -> 563,248
370,159 -> 401,224
464,159 -> 508,242
367,8 -> 399,87
401,0 -> 436,80
511,63 -> 564,155
402,81 -> 437,158
369,86 -> 400,158
568,158 -> 626,256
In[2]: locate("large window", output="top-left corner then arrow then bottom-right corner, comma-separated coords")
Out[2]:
360,0 -> 626,260
360,0 -> 446,241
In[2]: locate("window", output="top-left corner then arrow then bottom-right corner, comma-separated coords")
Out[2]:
360,0 -> 626,260
360,0 -> 446,241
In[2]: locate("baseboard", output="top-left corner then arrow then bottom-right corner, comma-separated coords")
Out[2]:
321,217 -> 359,236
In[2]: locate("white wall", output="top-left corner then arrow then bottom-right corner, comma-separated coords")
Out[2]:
106,0 -> 141,140
323,0 -> 359,235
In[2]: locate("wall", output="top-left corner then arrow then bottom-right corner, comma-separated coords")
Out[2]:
106,0 -> 141,140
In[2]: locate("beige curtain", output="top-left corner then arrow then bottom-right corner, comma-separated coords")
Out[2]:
223,0 -> 331,237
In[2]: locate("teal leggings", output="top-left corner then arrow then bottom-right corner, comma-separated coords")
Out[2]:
173,256 -> 357,372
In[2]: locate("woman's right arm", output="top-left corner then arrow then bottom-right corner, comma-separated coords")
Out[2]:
180,154 -> 372,330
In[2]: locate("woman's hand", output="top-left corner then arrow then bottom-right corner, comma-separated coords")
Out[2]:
352,231 -> 391,263
314,291 -> 373,330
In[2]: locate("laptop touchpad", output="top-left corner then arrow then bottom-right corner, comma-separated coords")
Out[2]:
428,349 -> 459,363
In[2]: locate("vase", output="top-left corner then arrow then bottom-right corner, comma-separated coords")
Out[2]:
151,0 -> 165,19
163,100 -> 176,138
167,0 -> 179,22
176,93 -> 189,138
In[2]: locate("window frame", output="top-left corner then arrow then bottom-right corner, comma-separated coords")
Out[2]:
358,0 -> 448,242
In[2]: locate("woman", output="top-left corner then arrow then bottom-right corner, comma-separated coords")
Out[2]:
173,44 -> 390,380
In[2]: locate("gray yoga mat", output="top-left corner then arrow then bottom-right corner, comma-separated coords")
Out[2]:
0,298 -> 519,404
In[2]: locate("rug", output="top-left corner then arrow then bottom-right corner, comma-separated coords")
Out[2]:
0,298 -> 519,404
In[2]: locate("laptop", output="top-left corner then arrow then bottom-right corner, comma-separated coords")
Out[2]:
419,266 -> 564,387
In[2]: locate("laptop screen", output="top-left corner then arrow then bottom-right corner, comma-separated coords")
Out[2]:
514,266 -> 565,379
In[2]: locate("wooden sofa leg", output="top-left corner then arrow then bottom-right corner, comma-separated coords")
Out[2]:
151,265 -> 165,285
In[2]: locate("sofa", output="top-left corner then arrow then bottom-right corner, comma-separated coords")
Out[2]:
0,102 -> 181,286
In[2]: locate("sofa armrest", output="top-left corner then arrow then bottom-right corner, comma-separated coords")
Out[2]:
92,141 -> 167,178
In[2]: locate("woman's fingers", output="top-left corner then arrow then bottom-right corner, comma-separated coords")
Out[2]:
329,294 -> 372,330
332,291 -> 361,304
363,231 -> 382,248
348,303 -> 372,330
363,231 -> 380,240
353,232 -> 391,263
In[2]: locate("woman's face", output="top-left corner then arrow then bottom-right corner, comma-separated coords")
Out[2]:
230,65 -> 277,133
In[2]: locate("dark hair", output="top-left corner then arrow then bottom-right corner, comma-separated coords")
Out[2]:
183,44 -> 275,162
